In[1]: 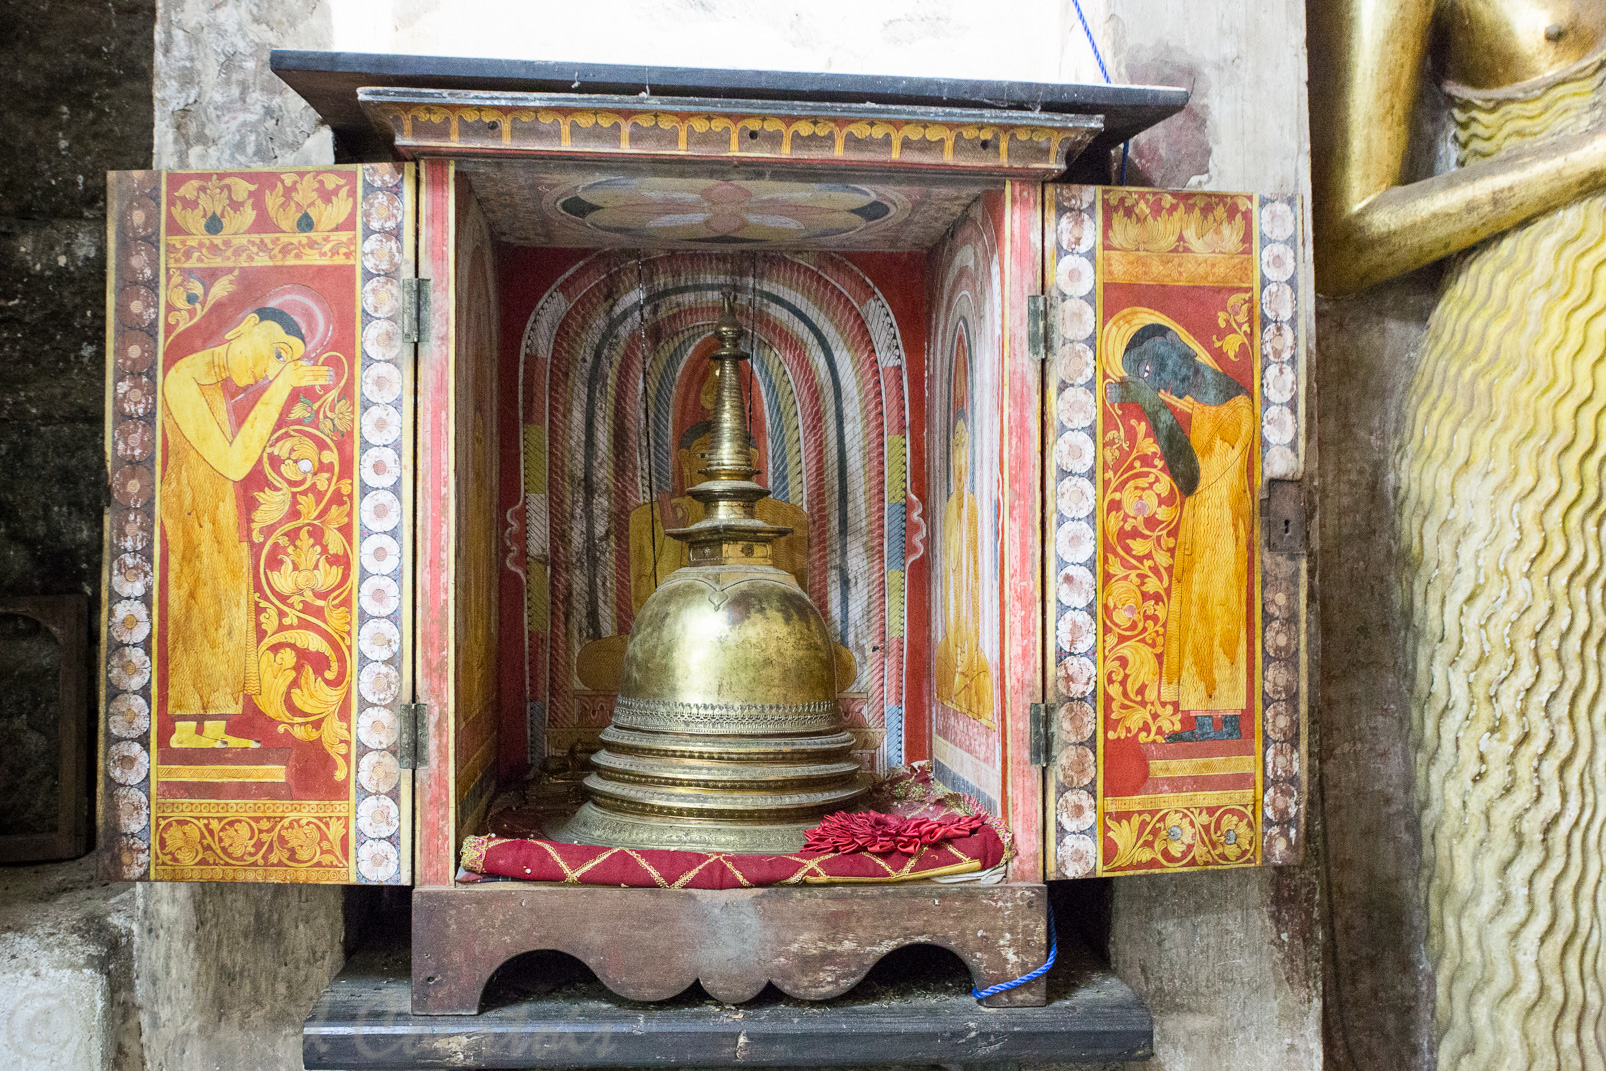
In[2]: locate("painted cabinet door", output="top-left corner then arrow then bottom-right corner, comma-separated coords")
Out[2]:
1043,186 -> 1307,878
98,165 -> 416,884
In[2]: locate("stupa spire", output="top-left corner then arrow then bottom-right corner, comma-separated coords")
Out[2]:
669,293 -> 791,563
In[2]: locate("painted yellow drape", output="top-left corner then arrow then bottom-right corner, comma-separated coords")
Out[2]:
1161,394 -> 1252,711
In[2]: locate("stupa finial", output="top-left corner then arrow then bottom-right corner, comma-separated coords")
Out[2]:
668,292 -> 791,561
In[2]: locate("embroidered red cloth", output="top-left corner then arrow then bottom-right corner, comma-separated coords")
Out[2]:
459,824 -> 1004,888
460,769 -> 1009,888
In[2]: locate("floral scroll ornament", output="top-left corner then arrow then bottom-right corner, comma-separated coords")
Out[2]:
1104,805 -> 1255,869
158,814 -> 347,869
170,174 -> 258,236
164,269 -> 239,342
251,359 -> 357,779
1100,419 -> 1182,742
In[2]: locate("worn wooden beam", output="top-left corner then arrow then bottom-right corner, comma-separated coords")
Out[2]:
305,933 -> 1152,1069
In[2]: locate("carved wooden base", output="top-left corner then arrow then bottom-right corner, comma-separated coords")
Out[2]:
412,881 -> 1049,1014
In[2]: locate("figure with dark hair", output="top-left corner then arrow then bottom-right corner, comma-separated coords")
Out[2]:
161,306 -> 332,748
1106,323 -> 1253,720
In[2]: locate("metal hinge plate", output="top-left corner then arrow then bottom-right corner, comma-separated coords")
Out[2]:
399,702 -> 428,769
401,278 -> 431,344
1265,478 -> 1308,556
1029,702 -> 1050,766
1027,294 -> 1049,361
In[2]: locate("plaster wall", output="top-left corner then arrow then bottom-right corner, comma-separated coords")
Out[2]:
142,2 -> 1330,1069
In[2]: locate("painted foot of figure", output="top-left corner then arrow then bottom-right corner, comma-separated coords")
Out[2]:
201,719 -> 261,748
169,720 -> 224,748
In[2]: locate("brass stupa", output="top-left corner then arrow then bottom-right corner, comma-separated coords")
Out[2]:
551,295 -> 871,853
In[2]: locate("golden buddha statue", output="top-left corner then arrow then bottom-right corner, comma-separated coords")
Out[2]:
1312,3 -> 1606,1069
552,295 -> 870,853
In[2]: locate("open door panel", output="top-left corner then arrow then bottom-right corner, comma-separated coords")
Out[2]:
1043,185 -> 1308,878
98,165 -> 417,884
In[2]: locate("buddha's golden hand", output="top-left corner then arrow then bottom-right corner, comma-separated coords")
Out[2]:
273,359 -> 334,388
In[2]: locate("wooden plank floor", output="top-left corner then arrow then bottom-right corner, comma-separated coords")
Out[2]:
304,933 -> 1153,1069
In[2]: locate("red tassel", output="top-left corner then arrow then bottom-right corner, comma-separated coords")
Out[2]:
803,810 -> 986,855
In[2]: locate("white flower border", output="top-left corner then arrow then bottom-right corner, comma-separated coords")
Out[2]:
352,163 -> 408,884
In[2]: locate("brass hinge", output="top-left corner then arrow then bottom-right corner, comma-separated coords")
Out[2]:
1265,478 -> 1308,556
399,702 -> 429,769
401,278 -> 431,344
1027,294 -> 1049,361
1029,702 -> 1050,766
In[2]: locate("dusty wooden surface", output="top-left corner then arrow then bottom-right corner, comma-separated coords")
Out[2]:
412,883 -> 1053,1015
307,929 -> 1151,1068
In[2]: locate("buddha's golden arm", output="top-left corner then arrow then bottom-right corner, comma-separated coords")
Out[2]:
164,353 -> 295,482
1311,0 -> 1606,295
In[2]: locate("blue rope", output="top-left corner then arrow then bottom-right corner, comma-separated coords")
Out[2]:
1070,0 -> 1110,82
1070,0 -> 1130,185
972,908 -> 1057,1000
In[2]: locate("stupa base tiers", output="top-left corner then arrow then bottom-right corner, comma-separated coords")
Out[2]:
547,801 -> 830,854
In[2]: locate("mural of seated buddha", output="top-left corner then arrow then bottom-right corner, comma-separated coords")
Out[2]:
575,392 -> 857,694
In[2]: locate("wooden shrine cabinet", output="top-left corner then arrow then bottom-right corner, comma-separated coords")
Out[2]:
96,53 -> 1309,1018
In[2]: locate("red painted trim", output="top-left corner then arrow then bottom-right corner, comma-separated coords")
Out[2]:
415,160 -> 456,887
1001,180 -> 1044,882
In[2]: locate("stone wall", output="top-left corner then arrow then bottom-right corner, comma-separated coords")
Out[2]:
0,0 -> 154,598
1,3 -> 152,1062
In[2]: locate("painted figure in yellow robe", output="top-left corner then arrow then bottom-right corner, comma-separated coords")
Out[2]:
1106,323 -> 1252,714
161,306 -> 331,748
933,416 -> 994,723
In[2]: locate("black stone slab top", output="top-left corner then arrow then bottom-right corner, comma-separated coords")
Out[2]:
271,50 -> 1188,162
303,937 -> 1153,1068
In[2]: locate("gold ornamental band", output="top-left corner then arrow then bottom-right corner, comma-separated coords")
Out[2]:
156,764 -> 287,782
153,798 -> 349,817
1102,789 -> 1255,813
610,695 -> 842,735
1144,755 -> 1257,779
165,232 -> 357,267
1103,250 -> 1254,287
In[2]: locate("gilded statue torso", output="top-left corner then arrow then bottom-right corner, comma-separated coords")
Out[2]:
1437,0 -> 1606,91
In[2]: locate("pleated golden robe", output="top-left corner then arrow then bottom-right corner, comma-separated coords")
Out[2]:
1397,50 -> 1606,1071
159,382 -> 255,718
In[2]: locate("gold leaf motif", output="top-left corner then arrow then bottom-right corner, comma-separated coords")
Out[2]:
171,174 -> 258,236
249,385 -> 357,779
251,487 -> 292,542
1180,203 -> 1248,254
154,813 -> 346,871
264,172 -> 355,234
1100,419 -> 1183,742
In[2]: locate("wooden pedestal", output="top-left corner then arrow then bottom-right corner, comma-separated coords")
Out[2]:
412,882 -> 1050,1014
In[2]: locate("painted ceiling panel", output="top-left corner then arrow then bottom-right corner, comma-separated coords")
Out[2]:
459,162 -> 989,249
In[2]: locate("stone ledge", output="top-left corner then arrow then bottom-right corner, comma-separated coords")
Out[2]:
0,856 -> 137,1071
